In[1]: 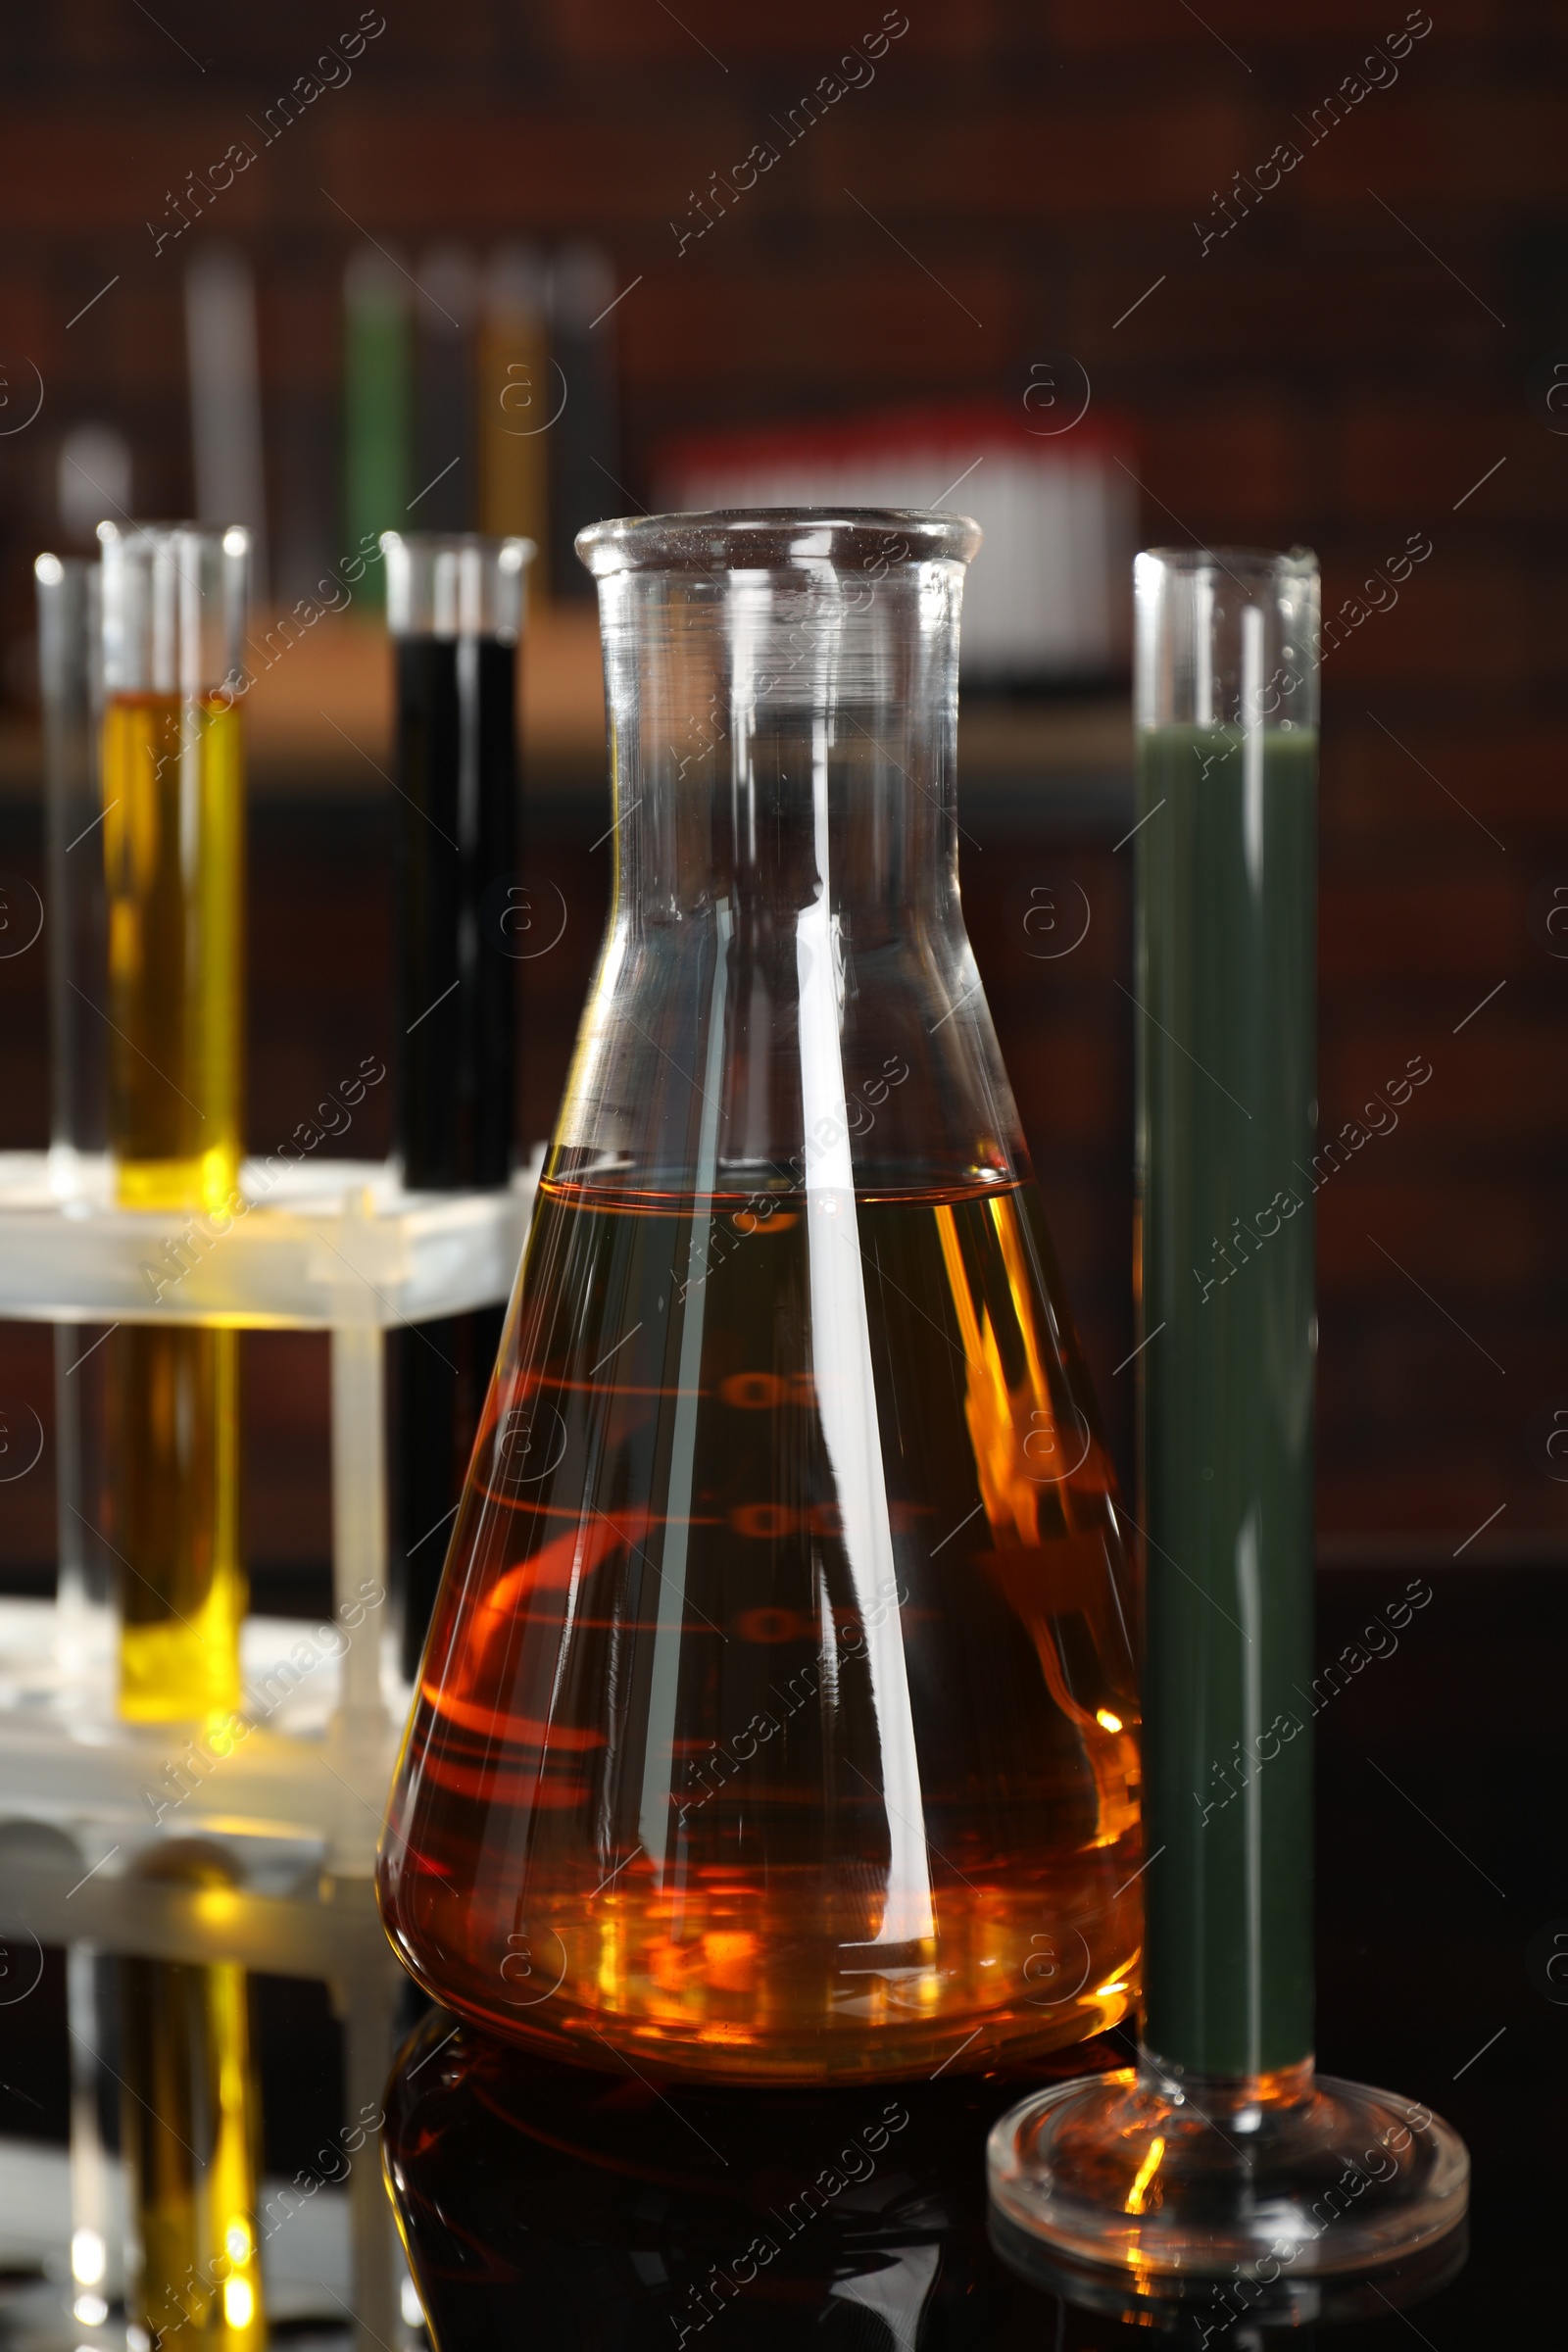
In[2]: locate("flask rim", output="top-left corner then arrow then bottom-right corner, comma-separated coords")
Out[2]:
1137,544 -> 1318,582
575,506 -> 982,578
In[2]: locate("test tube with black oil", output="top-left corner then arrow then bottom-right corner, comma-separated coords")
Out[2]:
382,533 -> 533,1678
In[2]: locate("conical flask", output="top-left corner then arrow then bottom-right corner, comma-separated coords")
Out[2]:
378,510 -> 1143,2081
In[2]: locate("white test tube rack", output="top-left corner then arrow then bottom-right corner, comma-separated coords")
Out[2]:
0,1148 -> 533,1853
0,1147 -> 535,2352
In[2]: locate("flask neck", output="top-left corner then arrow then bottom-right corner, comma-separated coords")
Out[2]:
599,560 -> 959,928
555,526 -> 1027,1198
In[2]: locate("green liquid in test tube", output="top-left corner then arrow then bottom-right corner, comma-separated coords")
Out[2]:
345,250 -> 412,604
1137,710 -> 1317,2078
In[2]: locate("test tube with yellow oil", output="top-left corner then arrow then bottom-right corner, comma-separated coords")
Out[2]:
97,520 -> 249,1722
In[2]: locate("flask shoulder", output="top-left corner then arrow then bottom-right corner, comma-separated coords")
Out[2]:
550,910 -> 1027,1197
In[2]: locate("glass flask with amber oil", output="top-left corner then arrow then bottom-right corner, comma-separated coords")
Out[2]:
379,510 -> 1143,2082
98,522 -> 250,1721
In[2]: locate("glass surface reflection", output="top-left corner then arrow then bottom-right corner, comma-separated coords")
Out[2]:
382,2009 -> 1472,2350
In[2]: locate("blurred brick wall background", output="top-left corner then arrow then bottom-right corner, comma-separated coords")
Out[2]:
1,0 -> 1565,1580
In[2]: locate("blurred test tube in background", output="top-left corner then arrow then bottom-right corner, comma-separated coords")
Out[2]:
547,241 -> 619,601
345,249 -> 413,604
479,243 -> 551,594
186,245 -> 269,606
414,245 -> 479,534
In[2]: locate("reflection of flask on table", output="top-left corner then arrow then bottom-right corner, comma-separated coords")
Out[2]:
382,532 -> 533,1679
384,2007 -> 1070,2348
379,510 -> 1142,2082
98,522 -> 250,1724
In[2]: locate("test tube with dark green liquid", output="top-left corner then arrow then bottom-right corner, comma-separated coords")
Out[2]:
987,548 -> 1467,2293
1134,546 -> 1318,2080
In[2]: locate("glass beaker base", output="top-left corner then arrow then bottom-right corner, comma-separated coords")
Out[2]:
986,2054 -> 1468,2308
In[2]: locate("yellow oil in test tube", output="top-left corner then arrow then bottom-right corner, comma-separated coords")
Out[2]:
102,692 -> 244,1212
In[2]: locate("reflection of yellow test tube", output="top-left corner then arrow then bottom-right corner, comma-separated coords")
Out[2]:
121,1848 -> 267,2352
98,525 -> 249,1723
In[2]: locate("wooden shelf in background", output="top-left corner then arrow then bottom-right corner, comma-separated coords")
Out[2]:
243,603 -> 607,786
0,649 -> 1131,804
